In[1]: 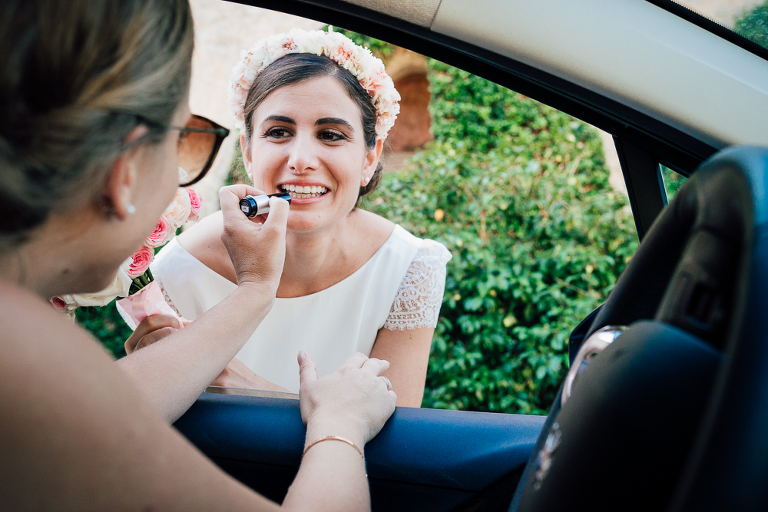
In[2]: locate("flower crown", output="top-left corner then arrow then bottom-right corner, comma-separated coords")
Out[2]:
227,28 -> 401,140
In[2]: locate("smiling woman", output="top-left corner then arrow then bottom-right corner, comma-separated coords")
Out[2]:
134,30 -> 451,407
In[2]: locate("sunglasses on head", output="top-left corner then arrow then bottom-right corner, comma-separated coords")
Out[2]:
173,115 -> 230,187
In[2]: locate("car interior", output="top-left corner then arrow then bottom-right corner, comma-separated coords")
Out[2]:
174,1 -> 768,510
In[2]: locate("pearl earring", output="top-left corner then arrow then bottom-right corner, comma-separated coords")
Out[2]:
127,204 -> 136,214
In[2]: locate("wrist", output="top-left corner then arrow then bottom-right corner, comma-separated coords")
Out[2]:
305,414 -> 367,450
235,280 -> 278,301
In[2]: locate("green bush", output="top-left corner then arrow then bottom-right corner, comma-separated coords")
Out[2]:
364,60 -> 638,414
75,302 -> 129,359
736,1 -> 768,50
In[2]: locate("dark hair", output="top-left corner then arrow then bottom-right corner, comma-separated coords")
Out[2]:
242,53 -> 383,207
0,0 -> 194,251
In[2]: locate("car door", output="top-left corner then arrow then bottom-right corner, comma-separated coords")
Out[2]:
174,1 -> 768,510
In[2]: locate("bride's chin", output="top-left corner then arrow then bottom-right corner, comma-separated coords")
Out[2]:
286,214 -> 334,234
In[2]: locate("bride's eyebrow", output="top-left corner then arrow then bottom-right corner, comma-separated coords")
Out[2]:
262,115 -> 295,125
315,117 -> 354,132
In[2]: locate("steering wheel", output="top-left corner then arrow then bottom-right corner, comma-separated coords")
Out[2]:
509,146 -> 768,512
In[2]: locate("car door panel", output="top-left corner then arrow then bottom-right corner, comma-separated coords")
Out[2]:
175,392 -> 545,510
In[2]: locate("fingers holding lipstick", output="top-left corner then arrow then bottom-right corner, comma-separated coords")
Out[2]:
219,185 -> 288,289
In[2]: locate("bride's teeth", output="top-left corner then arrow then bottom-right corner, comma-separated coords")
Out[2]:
280,185 -> 328,199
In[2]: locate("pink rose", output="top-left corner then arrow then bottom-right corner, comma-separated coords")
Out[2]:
50,296 -> 67,309
187,189 -> 202,222
145,216 -> 170,248
128,246 -> 154,278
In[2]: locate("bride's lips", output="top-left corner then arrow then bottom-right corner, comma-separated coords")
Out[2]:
277,181 -> 330,205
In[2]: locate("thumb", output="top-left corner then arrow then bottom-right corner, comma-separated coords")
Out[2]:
298,351 -> 318,386
262,196 -> 289,231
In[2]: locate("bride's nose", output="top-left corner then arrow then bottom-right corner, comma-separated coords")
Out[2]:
287,133 -> 319,174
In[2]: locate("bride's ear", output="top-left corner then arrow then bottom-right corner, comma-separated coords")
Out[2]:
362,138 -> 384,185
101,125 -> 147,219
240,134 -> 253,181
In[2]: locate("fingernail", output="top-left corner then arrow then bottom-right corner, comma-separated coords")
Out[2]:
297,351 -> 305,364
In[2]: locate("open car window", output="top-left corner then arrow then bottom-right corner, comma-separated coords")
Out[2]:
212,23 -> 640,415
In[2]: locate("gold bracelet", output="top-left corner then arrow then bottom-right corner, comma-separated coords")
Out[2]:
303,436 -> 364,458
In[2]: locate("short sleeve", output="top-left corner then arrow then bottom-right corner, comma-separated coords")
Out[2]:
383,239 -> 452,331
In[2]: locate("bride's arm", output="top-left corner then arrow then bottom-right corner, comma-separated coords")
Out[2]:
117,186 -> 288,423
369,239 -> 452,408
124,317 -> 291,394
370,327 -> 434,407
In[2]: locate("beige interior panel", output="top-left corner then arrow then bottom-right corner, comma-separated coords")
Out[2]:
340,0 -> 443,27
432,0 -> 768,148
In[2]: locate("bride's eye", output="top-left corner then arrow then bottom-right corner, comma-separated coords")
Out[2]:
318,130 -> 346,142
264,127 -> 291,139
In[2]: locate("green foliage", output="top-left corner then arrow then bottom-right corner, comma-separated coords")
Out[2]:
735,1 -> 768,50
75,302 -> 129,359
365,59 -> 638,414
660,165 -> 686,202
227,130 -> 249,186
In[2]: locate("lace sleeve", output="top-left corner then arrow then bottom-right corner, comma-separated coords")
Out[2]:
383,239 -> 452,331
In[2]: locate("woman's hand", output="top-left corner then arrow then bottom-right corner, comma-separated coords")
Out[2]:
298,352 -> 397,448
211,357 -> 291,393
124,314 -> 184,354
218,185 -> 288,291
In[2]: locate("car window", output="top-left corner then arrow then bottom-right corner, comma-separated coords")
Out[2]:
77,3 -> 639,417
660,1 -> 768,52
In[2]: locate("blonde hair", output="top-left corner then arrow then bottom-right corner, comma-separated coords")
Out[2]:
0,0 -> 194,251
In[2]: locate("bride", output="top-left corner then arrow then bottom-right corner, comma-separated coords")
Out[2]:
142,29 -> 451,406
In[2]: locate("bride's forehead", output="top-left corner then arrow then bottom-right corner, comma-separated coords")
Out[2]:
256,77 -> 362,120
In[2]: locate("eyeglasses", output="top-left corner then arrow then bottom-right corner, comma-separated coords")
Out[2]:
173,115 -> 230,187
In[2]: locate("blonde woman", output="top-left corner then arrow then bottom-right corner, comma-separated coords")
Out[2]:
0,1 -> 395,510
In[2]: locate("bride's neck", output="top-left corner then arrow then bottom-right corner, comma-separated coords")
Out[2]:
276,215 -> 365,299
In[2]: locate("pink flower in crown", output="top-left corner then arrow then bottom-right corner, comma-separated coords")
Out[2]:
128,246 -> 154,278
163,188 -> 192,230
364,68 -> 388,98
144,216 -> 170,248
187,189 -> 202,222
330,39 -> 355,64
227,97 -> 244,124
231,85 -> 248,103
227,29 -> 400,139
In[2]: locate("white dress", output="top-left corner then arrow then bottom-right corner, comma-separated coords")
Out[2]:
151,224 -> 452,393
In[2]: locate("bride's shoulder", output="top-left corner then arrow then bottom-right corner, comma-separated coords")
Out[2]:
353,209 -> 395,241
177,210 -> 224,248
175,211 -> 231,270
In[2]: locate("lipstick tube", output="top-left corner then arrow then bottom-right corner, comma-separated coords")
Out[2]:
239,192 -> 291,217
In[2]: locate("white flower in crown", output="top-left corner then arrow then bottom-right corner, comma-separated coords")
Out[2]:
227,28 -> 400,140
